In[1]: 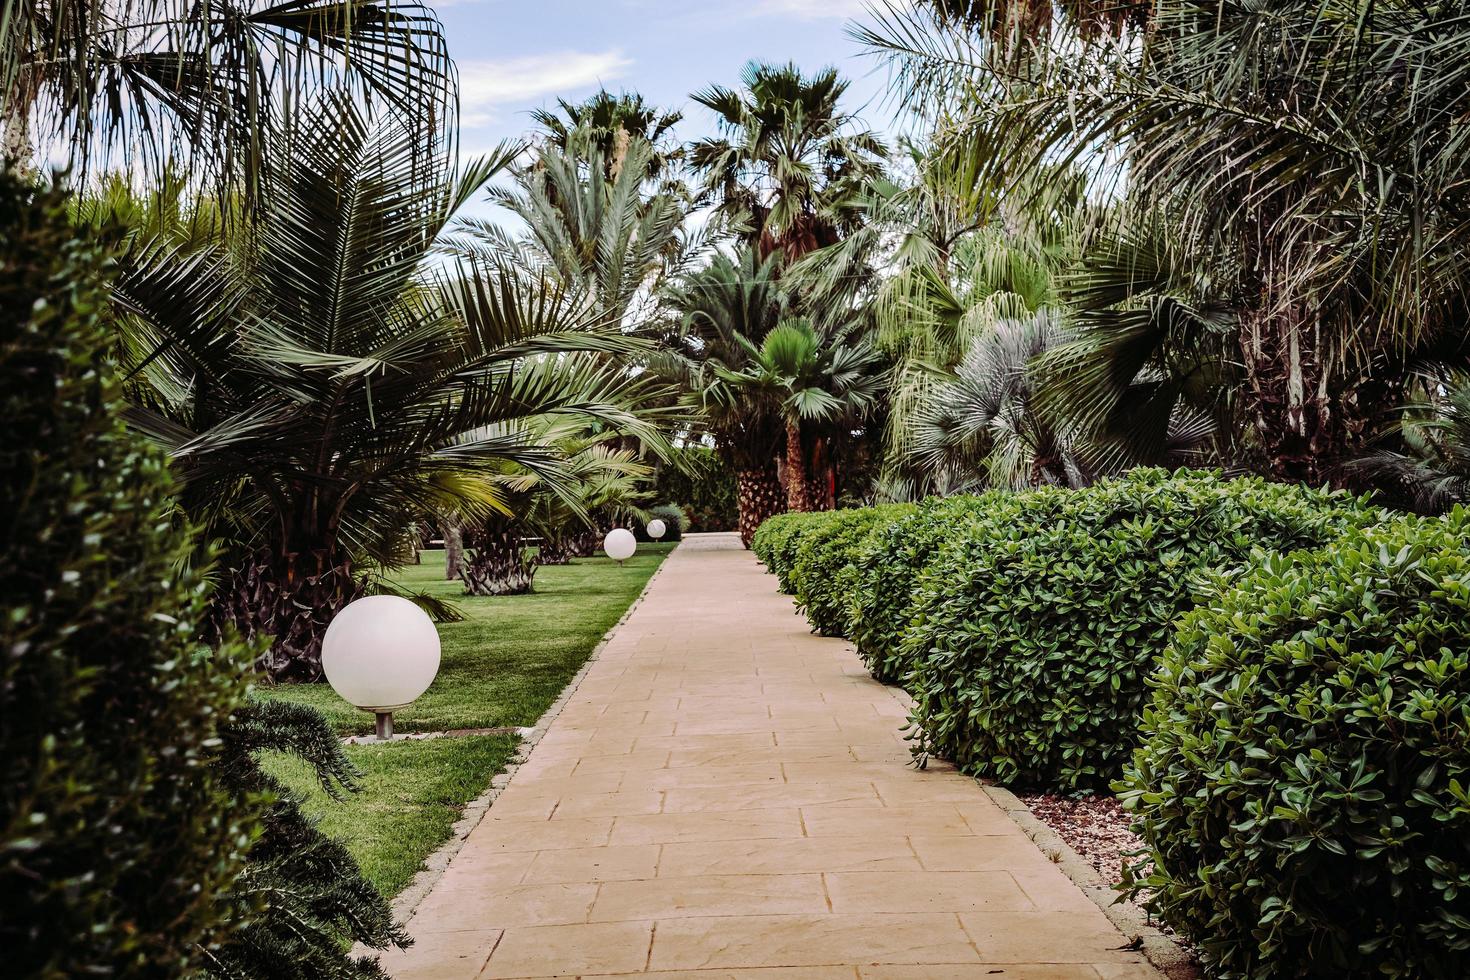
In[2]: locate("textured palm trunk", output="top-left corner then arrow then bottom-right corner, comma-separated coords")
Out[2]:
1240,308 -> 1374,484
212,549 -> 366,682
537,536 -> 574,565
784,417 -> 808,512
566,526 -> 601,558
803,437 -> 835,511
460,526 -> 537,596
442,520 -> 464,581
736,464 -> 784,548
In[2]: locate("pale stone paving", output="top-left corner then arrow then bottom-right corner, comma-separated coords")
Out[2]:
380,532 -> 1162,980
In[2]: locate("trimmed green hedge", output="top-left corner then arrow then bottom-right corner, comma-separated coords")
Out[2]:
790,504 -> 916,638
850,494 -> 999,683
751,511 -> 834,594
751,469 -> 1380,792
1118,511 -> 1470,978
901,469 -> 1376,790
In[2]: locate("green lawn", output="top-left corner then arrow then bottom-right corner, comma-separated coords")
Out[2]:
266,734 -> 519,897
260,545 -> 674,735
262,544 -> 672,896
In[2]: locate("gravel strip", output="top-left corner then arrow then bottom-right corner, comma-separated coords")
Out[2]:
1017,793 -> 1142,887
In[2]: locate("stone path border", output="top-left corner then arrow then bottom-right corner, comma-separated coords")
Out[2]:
978,785 -> 1200,979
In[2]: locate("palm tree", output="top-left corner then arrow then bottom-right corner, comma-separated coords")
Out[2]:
689,61 -> 888,261
109,98 -> 672,680
866,0 -> 1470,483
1346,375 -> 1470,514
3,0 -> 454,198
449,134 -> 690,334
529,435 -> 652,565
660,248 -> 789,544
719,316 -> 886,511
530,89 -> 684,183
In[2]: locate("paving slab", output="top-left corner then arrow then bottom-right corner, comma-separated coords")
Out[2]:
381,532 -> 1161,979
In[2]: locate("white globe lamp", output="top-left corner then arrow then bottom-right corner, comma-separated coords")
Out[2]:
322,595 -> 441,740
646,518 -> 667,541
603,527 -> 637,565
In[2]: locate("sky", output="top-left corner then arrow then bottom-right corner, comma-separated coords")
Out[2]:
433,0 -> 907,162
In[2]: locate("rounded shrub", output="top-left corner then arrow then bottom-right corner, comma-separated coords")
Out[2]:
750,511 -> 803,567
751,511 -> 836,593
902,469 -> 1378,790
789,504 -> 916,637
1118,510 -> 1470,979
637,504 -> 685,542
850,494 -> 1000,684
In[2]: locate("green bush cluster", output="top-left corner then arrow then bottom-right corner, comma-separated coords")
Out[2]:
1119,510 -> 1470,978
747,471 -> 1470,973
849,494 -> 999,683
902,469 -> 1377,790
790,504 -> 916,637
752,470 -> 1377,790
750,510 -> 833,592
636,503 -> 685,542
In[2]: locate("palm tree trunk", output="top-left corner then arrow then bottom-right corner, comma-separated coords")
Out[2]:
736,463 -> 784,548
442,520 -> 463,581
461,526 -> 537,596
537,535 -> 573,565
1240,308 -> 1376,484
784,417 -> 808,512
212,548 -> 366,682
566,526 -> 600,558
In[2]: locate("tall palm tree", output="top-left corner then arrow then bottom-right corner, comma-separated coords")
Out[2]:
689,61 -> 888,261
109,98 -> 672,680
450,134 -> 691,335
718,316 -> 886,511
530,89 -> 684,183
3,0 -> 455,199
660,248 -> 788,544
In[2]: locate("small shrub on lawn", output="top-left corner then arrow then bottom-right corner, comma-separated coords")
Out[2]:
902,469 -> 1378,790
637,504 -> 685,542
790,504 -> 916,637
1119,511 -> 1470,979
850,494 -> 1000,683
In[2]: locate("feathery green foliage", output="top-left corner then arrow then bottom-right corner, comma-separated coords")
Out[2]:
110,98 -> 672,678
204,700 -> 405,980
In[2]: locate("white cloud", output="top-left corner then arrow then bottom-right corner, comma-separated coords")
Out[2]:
752,0 -> 874,20
457,50 -> 634,127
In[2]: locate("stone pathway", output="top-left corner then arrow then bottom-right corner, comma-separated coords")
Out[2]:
380,533 -> 1162,980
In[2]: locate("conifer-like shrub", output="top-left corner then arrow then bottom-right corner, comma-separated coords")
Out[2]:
205,700 -> 410,980
790,504 -> 916,637
0,171 -> 257,975
850,494 -> 999,683
902,469 -> 1377,790
1119,511 -> 1470,978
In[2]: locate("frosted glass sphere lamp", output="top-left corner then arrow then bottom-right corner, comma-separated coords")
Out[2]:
322,595 -> 441,740
646,518 -> 667,540
603,527 -> 636,565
